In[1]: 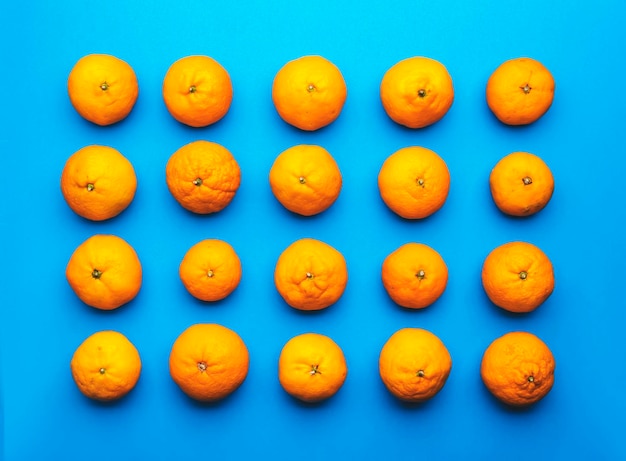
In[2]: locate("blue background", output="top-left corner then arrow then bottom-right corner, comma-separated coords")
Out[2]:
2,1 -> 625,459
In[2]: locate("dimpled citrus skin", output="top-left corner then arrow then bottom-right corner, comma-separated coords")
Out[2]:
272,55 -> 347,131
179,239 -> 242,302
65,234 -> 142,310
274,238 -> 348,311
162,55 -> 233,127
481,241 -> 554,313
269,144 -> 342,216
60,145 -> 137,221
490,151 -> 554,216
379,328 -> 452,402
481,331 -> 555,406
67,54 -> 138,126
486,57 -> 555,125
165,140 -> 241,214
278,333 -> 348,402
70,330 -> 142,401
378,146 -> 451,219
380,56 -> 454,129
382,242 -> 448,309
169,323 -> 249,402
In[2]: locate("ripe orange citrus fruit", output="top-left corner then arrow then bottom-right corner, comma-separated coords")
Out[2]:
70,330 -> 142,401
169,323 -> 249,401
481,331 -> 555,406
165,140 -> 241,214
60,145 -> 137,221
482,241 -> 554,313
380,56 -> 454,129
382,242 -> 448,309
66,234 -> 142,310
272,55 -> 347,131
278,332 -> 348,403
179,239 -> 242,302
490,151 -> 554,217
269,144 -> 342,216
378,146 -> 451,219
162,55 -> 233,127
486,57 -> 555,125
379,328 -> 452,402
67,53 -> 138,126
274,238 -> 348,311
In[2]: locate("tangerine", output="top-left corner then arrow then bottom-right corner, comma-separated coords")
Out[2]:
272,55 -> 347,131
269,144 -> 342,216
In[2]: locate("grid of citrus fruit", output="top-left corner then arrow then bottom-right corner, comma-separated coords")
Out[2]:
64,53 -> 556,406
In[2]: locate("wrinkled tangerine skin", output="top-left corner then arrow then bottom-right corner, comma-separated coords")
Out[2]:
274,238 -> 348,311
278,332 -> 348,403
379,328 -> 452,402
481,331 -> 555,406
165,140 -> 241,214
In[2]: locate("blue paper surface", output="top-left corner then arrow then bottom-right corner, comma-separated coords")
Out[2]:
2,1 -> 625,459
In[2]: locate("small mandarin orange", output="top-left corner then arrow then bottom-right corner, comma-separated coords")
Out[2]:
179,239 -> 242,302
169,323 -> 249,402
481,331 -> 555,406
486,57 -> 555,125
379,328 -> 452,402
380,56 -> 454,128
65,234 -> 142,310
278,333 -> 348,403
382,242 -> 448,309
378,146 -> 451,219
272,55 -> 347,131
60,145 -> 137,221
70,330 -> 142,401
490,151 -> 554,216
274,238 -> 348,311
162,55 -> 233,127
165,140 -> 241,214
269,144 -> 342,216
482,241 -> 554,313
68,53 -> 139,126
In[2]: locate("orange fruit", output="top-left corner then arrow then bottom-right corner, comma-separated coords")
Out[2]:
269,144 -> 342,216
60,145 -> 137,221
179,239 -> 242,302
278,333 -> 348,402
379,328 -> 452,402
70,330 -> 142,401
481,331 -> 555,406
162,55 -> 233,127
380,56 -> 454,129
67,53 -> 138,126
486,57 -> 555,125
169,323 -> 249,401
482,241 -> 554,313
490,151 -> 555,217
66,234 -> 142,310
381,242 -> 448,309
272,55 -> 347,131
378,146 -> 451,219
274,238 -> 348,311
165,140 -> 241,214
